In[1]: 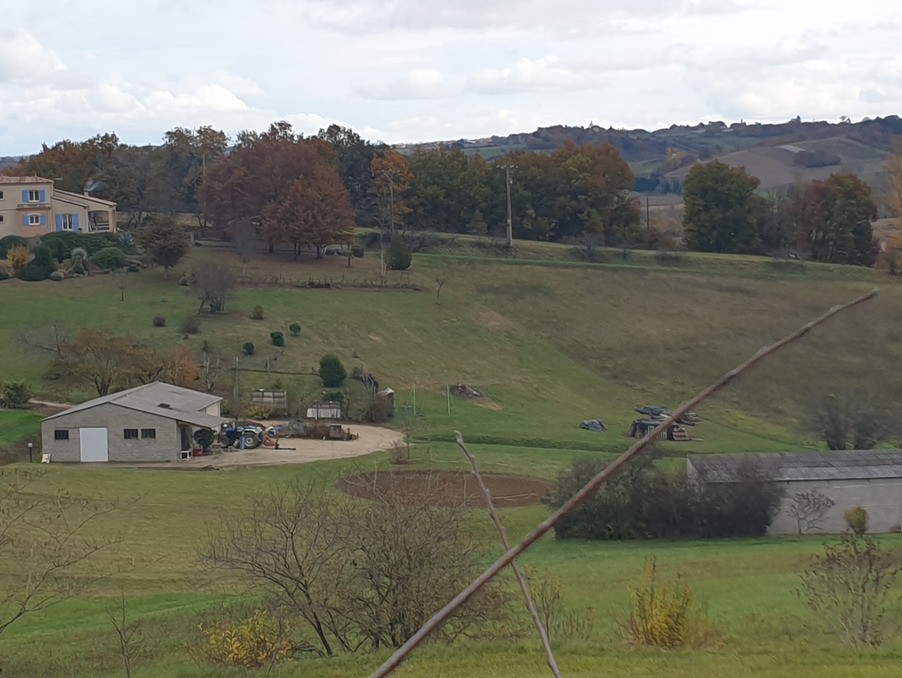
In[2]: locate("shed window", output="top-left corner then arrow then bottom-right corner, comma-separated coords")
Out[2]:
123,428 -> 139,439
54,429 -> 69,441
140,428 -> 156,439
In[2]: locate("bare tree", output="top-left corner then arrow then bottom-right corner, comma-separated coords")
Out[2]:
191,261 -> 236,313
786,490 -> 836,535
798,535 -> 900,648
0,468 -> 123,637
203,475 -> 507,656
107,591 -> 144,678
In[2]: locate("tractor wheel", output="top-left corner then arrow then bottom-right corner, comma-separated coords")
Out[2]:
241,431 -> 259,449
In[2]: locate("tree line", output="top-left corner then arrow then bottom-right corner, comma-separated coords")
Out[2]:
4,122 -> 892,266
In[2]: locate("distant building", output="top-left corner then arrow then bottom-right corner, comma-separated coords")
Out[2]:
0,175 -> 116,239
41,382 -> 224,463
687,450 -> 902,535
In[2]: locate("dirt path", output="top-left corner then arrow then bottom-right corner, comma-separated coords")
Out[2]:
160,425 -> 403,469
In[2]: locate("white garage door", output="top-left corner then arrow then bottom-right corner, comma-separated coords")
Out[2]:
79,428 -> 109,462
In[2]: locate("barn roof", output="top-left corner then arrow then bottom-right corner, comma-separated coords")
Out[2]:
686,450 -> 902,483
43,382 -> 224,429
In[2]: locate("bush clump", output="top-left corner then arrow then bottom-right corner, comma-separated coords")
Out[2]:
546,456 -> 783,540
288,322 -> 301,337
91,246 -> 128,270
270,332 -> 284,347
250,305 -> 264,320
388,236 -> 412,271
0,235 -> 27,260
152,315 -> 167,327
242,342 -> 255,356
181,316 -> 201,335
318,354 -> 347,387
844,506 -> 868,536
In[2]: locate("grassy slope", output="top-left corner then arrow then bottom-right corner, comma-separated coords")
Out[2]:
2,244 -> 902,675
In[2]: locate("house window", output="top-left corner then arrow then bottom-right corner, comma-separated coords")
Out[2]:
0,190 -> 4,200
0,215 -> 4,223
60,214 -> 74,231
26,190 -> 41,202
54,429 -> 69,441
27,214 -> 42,226
123,428 -> 139,439
140,428 -> 156,439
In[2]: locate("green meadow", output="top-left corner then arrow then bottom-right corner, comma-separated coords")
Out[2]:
1,242 -> 902,675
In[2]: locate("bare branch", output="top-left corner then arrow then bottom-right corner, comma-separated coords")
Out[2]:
456,432 -> 561,678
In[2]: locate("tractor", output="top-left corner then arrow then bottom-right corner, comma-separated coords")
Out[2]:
221,422 -> 265,449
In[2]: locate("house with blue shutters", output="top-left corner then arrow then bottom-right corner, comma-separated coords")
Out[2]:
0,175 -> 116,239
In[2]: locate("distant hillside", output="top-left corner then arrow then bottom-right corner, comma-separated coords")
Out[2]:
408,115 -> 902,197
0,156 -> 23,170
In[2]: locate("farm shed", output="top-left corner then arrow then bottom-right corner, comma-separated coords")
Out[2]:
41,382 -> 226,463
687,450 -> 902,535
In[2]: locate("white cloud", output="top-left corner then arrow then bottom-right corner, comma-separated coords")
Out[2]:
468,56 -> 592,95
355,68 -> 450,100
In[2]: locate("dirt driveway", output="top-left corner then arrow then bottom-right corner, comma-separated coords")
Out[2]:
164,425 -> 403,469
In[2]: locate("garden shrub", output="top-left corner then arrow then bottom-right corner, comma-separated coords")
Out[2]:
270,332 -> 284,347
6,245 -> 29,273
844,506 -> 868,535
41,232 -> 123,258
318,354 -> 347,387
289,322 -> 301,337
1,381 -> 32,408
625,559 -> 716,648
198,610 -> 290,668
250,305 -> 264,320
388,236 -> 412,271
181,316 -> 201,334
152,315 -> 167,327
242,342 -> 255,356
16,262 -> 50,281
91,246 -> 127,270
0,235 -> 27,259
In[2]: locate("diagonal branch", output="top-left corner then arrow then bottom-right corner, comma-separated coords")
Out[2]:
456,431 -> 562,678
371,288 -> 878,677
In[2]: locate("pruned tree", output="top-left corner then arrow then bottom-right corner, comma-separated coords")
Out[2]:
107,591 -> 144,678
0,468 -> 122,637
786,490 -> 836,535
191,261 -> 236,313
810,391 -> 894,450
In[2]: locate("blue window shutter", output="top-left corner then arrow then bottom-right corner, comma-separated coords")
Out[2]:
39,190 -> 46,202
22,215 -> 28,226
56,215 -> 63,231
73,214 -> 80,232
22,190 -> 28,202
40,214 -> 47,226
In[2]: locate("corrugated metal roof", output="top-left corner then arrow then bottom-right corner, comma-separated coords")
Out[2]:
687,450 -> 902,482
44,382 -> 223,428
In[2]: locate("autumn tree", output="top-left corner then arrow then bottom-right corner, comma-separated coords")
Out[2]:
137,215 -> 190,272
317,125 -> 385,225
682,161 -> 768,253
5,133 -> 119,193
796,174 -> 878,265
162,126 -> 229,223
199,122 -> 355,253
371,149 -> 413,235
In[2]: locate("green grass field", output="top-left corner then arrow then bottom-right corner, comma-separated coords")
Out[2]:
2,242 -> 902,675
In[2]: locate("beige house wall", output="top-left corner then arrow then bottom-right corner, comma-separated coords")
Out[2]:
0,177 -> 116,239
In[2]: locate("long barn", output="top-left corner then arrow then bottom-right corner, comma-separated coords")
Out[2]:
687,450 -> 902,535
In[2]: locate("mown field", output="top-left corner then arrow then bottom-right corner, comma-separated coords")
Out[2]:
2,241 -> 902,675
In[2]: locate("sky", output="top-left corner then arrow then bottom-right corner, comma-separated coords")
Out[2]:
2,1 -> 901,156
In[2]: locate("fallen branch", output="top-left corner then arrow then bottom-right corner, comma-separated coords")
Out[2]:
455,432 -> 561,678
371,288 -> 878,677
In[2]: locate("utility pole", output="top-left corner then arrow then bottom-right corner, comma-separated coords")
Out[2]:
500,165 -> 515,248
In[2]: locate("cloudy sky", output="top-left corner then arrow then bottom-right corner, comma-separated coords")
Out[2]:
2,1 -> 901,155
